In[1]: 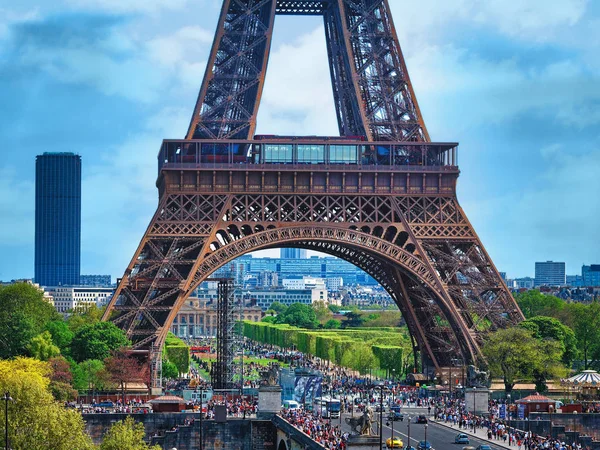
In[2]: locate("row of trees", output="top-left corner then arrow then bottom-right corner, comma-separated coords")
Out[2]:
244,320 -> 414,376
515,291 -> 600,369
0,358 -> 160,450
263,301 -> 403,330
0,283 -> 188,401
482,292 -> 600,394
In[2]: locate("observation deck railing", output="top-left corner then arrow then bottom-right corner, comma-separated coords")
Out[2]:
157,138 -> 458,173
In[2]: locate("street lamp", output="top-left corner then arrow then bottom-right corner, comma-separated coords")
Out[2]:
3,392 -> 13,450
379,386 -> 384,450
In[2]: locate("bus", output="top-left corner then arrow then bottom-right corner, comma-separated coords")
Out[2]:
313,396 -> 341,419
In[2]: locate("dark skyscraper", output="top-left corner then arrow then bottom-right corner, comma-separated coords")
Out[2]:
280,248 -> 307,259
35,153 -> 81,286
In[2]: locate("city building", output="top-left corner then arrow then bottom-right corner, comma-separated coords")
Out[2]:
281,276 -> 326,290
534,261 -> 566,287
280,248 -> 307,259
80,274 -> 112,287
256,270 -> 278,288
35,153 -> 82,287
342,286 -> 393,307
514,277 -> 535,289
582,265 -> 600,287
242,287 -> 327,310
171,297 -> 263,338
48,286 -> 113,313
325,277 -> 343,292
566,275 -> 584,287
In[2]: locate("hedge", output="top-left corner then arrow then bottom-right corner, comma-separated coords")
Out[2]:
243,321 -> 410,374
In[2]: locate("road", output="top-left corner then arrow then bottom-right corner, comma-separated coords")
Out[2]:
337,408 -> 504,450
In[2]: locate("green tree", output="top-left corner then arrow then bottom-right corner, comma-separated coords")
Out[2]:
569,302 -> 600,369
327,304 -> 341,313
324,319 -> 341,329
28,331 -> 61,361
77,359 -> 111,394
0,357 -> 95,450
531,339 -> 568,393
0,283 -> 60,358
165,345 -> 190,376
343,310 -> 365,328
276,303 -> 319,328
514,290 -> 565,319
482,327 -> 541,393
100,416 -> 161,450
312,300 -> 333,325
45,320 -> 74,353
67,304 -> 105,332
71,321 -> 130,362
341,345 -> 378,375
519,316 -> 577,366
162,359 -> 179,379
269,301 -> 288,314
261,315 -> 276,323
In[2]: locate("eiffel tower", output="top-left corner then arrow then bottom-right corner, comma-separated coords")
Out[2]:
103,0 -> 523,381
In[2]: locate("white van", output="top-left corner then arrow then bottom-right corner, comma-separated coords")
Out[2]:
283,400 -> 300,410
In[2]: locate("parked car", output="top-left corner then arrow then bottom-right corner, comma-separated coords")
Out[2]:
454,433 -> 470,444
386,436 -> 404,448
97,401 -> 114,408
416,415 -> 428,424
475,445 -> 492,450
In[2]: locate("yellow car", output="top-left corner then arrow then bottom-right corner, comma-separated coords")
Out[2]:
386,436 -> 404,448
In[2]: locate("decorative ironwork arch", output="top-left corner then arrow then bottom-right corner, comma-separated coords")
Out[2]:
146,225 -> 479,366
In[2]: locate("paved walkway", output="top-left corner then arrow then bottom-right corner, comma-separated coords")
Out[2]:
432,419 -> 517,450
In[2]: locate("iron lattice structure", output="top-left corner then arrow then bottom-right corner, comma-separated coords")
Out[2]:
212,278 -> 235,389
104,0 -> 523,382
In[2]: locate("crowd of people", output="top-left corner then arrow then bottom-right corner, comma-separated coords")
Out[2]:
280,407 -> 348,450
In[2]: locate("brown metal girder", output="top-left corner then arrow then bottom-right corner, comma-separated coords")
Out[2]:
393,266 -> 440,371
150,225 -> 445,351
152,195 -> 235,349
450,200 -> 523,322
336,0 -> 374,141
381,0 -> 430,141
102,196 -> 169,322
185,0 -> 230,139
389,196 -> 482,362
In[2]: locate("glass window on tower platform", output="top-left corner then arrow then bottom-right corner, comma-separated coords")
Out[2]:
329,145 -> 358,163
263,144 -> 293,163
297,144 -> 325,163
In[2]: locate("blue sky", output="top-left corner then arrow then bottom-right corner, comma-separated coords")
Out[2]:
0,0 -> 599,281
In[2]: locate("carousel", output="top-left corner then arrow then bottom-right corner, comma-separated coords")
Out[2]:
561,370 -> 600,405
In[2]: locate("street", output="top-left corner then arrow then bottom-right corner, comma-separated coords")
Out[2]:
338,408 -> 505,450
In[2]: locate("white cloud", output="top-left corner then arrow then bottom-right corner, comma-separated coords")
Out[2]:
390,0 -> 589,45
257,26 -> 339,135
81,106 -> 190,276
64,0 -> 191,14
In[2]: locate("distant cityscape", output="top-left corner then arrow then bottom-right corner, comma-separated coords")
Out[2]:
2,152 -> 598,319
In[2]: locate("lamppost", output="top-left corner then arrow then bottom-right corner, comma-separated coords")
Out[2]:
3,392 -> 13,450
407,416 -> 411,449
198,387 -> 203,450
379,386 -> 384,450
